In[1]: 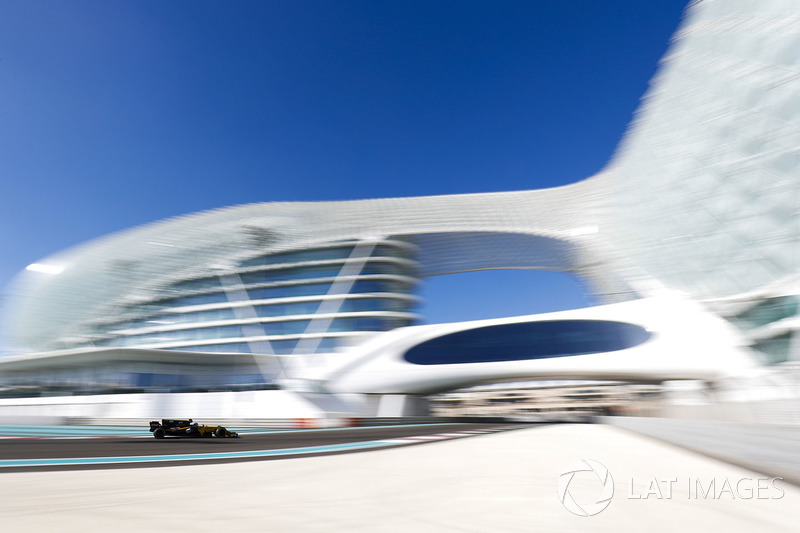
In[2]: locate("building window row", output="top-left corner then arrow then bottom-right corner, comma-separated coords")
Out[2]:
157,248 -> 417,295
239,242 -> 416,268
111,278 -> 416,319
100,295 -> 416,334
78,240 -> 421,353
97,316 -> 412,348
168,335 -> 344,355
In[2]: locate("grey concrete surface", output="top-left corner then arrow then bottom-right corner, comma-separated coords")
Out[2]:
604,416 -> 800,485
1,424 -> 799,532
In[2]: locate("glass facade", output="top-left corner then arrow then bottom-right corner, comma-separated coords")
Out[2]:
0,363 -> 278,397
89,239 -> 420,358
752,334 -> 793,366
727,296 -> 799,366
606,0 -> 800,302
97,316 -> 406,348
404,320 -> 651,365
241,246 -> 355,267
731,296 -> 799,332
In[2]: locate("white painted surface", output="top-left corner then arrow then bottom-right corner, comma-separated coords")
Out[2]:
0,389 -> 330,421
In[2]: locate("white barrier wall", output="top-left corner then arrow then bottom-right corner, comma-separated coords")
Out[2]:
0,390 -> 330,423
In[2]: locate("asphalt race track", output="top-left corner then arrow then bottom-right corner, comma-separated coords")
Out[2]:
0,422 -> 523,472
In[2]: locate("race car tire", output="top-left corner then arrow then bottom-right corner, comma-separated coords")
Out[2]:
153,427 -> 165,439
214,427 -> 227,438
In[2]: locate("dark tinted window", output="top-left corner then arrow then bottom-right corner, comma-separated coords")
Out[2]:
732,296 -> 798,331
241,247 -> 354,267
240,265 -> 344,285
404,320 -> 651,365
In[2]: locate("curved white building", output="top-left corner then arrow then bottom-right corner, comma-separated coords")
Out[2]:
1,0 -> 799,416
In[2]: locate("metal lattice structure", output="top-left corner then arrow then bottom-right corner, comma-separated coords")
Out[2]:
4,185 -> 616,354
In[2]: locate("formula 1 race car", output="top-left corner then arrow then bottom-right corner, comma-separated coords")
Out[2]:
148,419 -> 239,439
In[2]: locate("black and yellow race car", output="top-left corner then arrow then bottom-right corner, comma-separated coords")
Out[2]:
148,419 -> 239,439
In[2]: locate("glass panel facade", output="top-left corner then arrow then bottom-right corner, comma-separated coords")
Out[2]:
167,343 -> 253,354
90,240 -> 419,355
156,291 -> 229,309
251,297 -> 412,317
169,276 -> 222,292
99,324 -> 246,346
0,362 -> 281,396
240,265 -> 345,285
404,320 -> 651,365
373,244 -> 415,259
239,243 -> 414,268
260,321 -> 310,336
108,308 -> 238,331
241,246 -> 354,267
752,334 -> 793,365
246,279 -> 414,300
349,280 -> 414,293
175,340 -> 299,355
253,301 -> 318,317
325,317 -> 396,332
315,337 -> 340,353
269,339 -> 298,355
732,296 -> 799,331
358,263 -> 411,276
164,308 -> 238,324
98,316 -> 408,349
339,298 -> 412,313
247,283 -> 333,300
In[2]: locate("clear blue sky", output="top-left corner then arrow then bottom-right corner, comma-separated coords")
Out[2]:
0,0 -> 688,328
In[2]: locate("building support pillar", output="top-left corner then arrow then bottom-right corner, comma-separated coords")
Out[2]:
375,394 -> 430,417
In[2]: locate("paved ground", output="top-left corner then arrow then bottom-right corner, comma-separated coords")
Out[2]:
604,417 -> 800,485
2,423 -> 798,532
